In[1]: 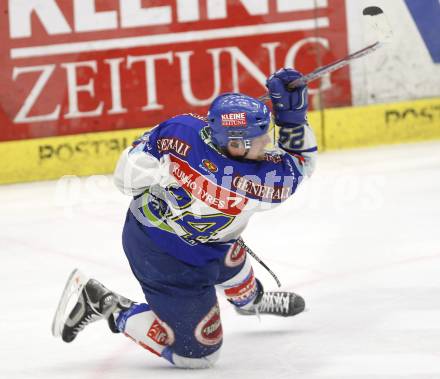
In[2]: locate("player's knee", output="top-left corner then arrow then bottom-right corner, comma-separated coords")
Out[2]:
162,346 -> 221,369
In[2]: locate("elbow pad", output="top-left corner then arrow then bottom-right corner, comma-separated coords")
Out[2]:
114,147 -> 171,196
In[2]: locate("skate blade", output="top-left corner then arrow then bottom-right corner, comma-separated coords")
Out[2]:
51,269 -> 89,338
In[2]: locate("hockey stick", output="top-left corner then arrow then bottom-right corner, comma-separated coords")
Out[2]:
236,238 -> 282,288
259,6 -> 392,102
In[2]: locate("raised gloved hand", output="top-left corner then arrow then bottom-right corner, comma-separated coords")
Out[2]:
266,68 -> 308,127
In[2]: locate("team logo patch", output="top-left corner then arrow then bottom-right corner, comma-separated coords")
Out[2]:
202,159 -> 218,173
147,318 -> 175,346
221,112 -> 247,127
195,303 -> 223,346
263,153 -> 283,164
225,242 -> 246,267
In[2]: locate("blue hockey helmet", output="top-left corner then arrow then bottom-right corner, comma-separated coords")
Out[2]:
207,93 -> 271,149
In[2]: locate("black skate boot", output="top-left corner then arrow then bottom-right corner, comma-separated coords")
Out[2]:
235,279 -> 305,317
52,269 -> 133,342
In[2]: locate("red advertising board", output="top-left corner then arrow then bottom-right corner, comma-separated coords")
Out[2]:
0,0 -> 350,142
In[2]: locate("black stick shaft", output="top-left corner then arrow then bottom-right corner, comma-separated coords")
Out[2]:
237,238 -> 282,288
258,41 -> 381,103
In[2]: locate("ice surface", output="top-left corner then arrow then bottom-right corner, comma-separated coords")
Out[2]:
1,141 -> 440,379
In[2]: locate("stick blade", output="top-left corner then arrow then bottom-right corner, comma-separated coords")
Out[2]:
363,6 -> 384,16
363,6 -> 393,43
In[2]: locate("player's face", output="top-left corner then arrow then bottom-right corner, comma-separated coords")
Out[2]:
246,133 -> 272,160
227,132 -> 271,160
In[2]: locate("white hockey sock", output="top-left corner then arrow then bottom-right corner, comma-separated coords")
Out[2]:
116,303 -> 173,357
217,256 -> 259,310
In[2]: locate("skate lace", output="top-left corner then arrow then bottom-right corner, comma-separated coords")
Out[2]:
73,312 -> 101,334
258,292 -> 290,314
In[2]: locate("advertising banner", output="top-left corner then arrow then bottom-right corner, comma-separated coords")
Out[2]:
0,0 -> 350,142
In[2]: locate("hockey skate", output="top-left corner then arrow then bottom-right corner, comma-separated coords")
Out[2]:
51,269 -> 133,342
236,290 -> 305,317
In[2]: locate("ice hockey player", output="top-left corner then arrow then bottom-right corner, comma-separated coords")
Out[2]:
52,68 -> 318,369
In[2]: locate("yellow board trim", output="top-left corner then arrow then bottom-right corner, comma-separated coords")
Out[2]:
323,97 -> 440,150
0,97 -> 439,185
0,128 -> 147,184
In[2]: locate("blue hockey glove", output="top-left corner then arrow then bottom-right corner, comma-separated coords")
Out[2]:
266,68 -> 308,126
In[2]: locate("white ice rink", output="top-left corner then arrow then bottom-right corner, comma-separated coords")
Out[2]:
1,141 -> 440,379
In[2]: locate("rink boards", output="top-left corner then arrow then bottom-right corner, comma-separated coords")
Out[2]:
1,97 -> 439,184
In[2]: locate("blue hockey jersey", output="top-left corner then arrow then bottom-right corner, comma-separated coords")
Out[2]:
114,114 -> 317,266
